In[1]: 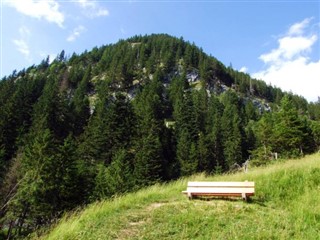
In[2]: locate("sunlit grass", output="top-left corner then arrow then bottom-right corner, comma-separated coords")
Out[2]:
37,153 -> 320,240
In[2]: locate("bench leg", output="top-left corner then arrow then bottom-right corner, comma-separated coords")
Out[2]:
188,192 -> 193,200
242,192 -> 247,201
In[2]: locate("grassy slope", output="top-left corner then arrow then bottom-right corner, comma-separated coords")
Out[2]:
38,154 -> 320,240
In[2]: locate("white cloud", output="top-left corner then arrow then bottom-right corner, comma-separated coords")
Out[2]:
19,25 -> 31,37
95,9 -> 109,17
288,17 -> 313,36
76,0 -> 109,18
252,18 -> 320,102
259,35 -> 317,64
239,66 -> 248,73
13,26 -> 31,61
13,39 -> 30,59
67,25 -> 86,42
5,0 -> 64,28
78,0 -> 96,9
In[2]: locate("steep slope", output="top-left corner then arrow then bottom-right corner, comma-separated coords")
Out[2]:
38,153 -> 320,240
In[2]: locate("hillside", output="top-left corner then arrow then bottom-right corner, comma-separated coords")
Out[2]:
1,34 -> 320,238
38,153 -> 320,240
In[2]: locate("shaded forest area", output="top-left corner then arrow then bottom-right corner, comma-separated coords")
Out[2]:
1,34 -> 320,238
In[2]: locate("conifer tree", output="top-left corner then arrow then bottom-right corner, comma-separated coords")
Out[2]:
254,113 -> 274,160
310,120 -> 320,152
134,131 -> 164,187
7,130 -> 79,234
169,74 -> 188,124
197,132 -> 209,172
177,129 -> 197,176
93,149 -> 133,199
273,95 -> 311,157
70,67 -> 91,136
133,71 -> 165,186
192,87 -> 208,133
206,95 -> 225,172
221,91 -> 244,168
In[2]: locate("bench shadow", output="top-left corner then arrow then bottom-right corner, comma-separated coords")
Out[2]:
191,196 -> 267,206
250,197 -> 267,207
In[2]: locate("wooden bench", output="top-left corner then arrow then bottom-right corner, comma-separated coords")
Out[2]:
182,181 -> 255,201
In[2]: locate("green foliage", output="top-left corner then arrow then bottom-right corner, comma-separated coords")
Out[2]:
93,149 -> 134,200
252,113 -> 275,162
133,74 -> 166,187
4,131 -> 80,236
206,95 -> 225,172
196,132 -> 209,172
272,96 -> 309,157
310,120 -> 320,151
134,132 -> 164,187
177,129 -> 197,176
308,98 -> 320,120
251,95 -> 317,162
221,91 -> 245,168
70,67 -> 91,136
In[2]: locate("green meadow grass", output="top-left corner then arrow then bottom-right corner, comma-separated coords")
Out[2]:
36,153 -> 320,240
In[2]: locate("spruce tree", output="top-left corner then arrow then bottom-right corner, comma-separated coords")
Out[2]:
221,91 -> 244,168
192,87 -> 208,133
254,113 -> 274,161
310,120 -> 320,152
133,72 -> 165,187
206,95 -> 225,172
93,149 -> 133,199
273,95 -> 307,157
177,129 -> 194,176
197,132 -> 209,172
70,66 -> 91,136
134,131 -> 164,187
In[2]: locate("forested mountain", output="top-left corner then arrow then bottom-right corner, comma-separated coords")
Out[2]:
1,34 -> 320,238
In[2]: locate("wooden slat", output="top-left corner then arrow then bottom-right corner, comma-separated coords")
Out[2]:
190,192 -> 254,197
181,191 -> 254,196
185,187 -> 254,194
187,181 -> 255,187
182,192 -> 254,197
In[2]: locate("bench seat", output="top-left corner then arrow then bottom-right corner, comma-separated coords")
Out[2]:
182,181 -> 255,201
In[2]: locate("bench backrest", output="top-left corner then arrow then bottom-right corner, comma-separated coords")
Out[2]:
187,181 -> 254,188
186,181 -> 255,194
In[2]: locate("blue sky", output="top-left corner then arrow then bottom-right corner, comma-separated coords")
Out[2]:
1,0 -> 320,101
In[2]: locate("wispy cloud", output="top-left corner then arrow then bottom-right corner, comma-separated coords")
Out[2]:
13,26 -> 31,61
76,0 -> 109,18
252,18 -> 320,102
78,0 -> 96,9
13,39 -> 30,60
239,66 -> 248,73
5,0 -> 64,28
18,25 -> 31,37
287,17 -> 313,36
120,27 -> 126,35
67,25 -> 87,42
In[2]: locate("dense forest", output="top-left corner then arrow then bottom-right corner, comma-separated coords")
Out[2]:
1,34 -> 320,238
